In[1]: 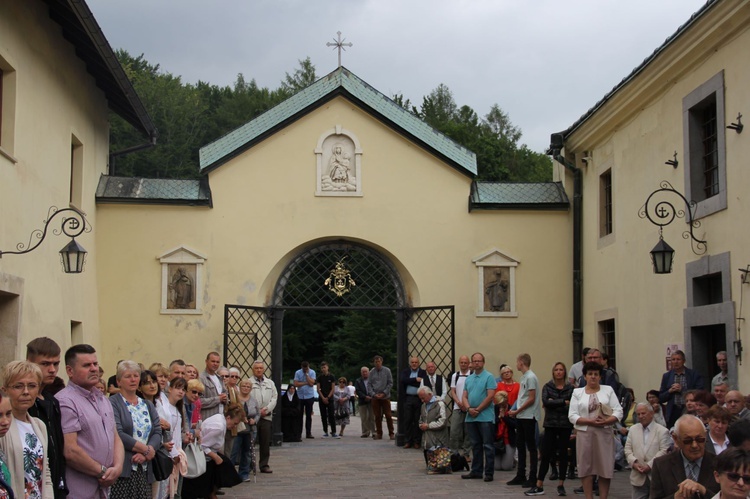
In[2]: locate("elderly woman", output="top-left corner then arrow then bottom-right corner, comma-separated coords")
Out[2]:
109,360 -> 163,499
232,378 -> 259,482
712,447 -> 750,499
333,378 -> 349,437
568,361 -> 623,499
0,361 -> 53,498
493,390 -> 515,472
417,386 -> 450,474
497,364 -> 520,408
182,404 -> 244,499
705,405 -> 731,456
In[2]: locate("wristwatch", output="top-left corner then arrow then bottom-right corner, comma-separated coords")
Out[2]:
97,465 -> 107,479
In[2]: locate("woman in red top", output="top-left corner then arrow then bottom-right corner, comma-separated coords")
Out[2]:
497,364 -> 520,408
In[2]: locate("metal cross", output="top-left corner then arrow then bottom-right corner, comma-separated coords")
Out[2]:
326,31 -> 353,68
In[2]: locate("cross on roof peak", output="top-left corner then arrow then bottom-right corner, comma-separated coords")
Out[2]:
326,31 -> 353,68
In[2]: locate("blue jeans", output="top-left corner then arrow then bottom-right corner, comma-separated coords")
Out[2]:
466,421 -> 495,477
231,428 -> 256,479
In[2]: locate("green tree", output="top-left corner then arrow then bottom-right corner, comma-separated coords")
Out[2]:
279,57 -> 317,96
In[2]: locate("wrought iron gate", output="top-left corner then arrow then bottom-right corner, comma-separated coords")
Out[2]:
223,305 -> 272,379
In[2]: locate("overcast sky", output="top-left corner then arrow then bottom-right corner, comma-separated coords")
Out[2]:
87,0 -> 708,153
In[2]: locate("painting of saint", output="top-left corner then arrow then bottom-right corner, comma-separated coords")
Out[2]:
483,267 -> 510,312
167,264 -> 196,309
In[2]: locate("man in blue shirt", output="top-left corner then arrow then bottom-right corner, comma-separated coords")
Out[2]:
461,352 -> 497,482
293,361 -> 316,439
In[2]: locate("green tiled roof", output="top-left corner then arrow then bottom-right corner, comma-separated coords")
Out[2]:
95,176 -> 212,206
199,67 -> 477,176
469,181 -> 569,211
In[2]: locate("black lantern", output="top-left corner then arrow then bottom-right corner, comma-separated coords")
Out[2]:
59,238 -> 87,273
639,181 -> 707,275
650,238 -> 674,274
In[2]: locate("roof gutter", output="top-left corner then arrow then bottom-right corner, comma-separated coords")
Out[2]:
548,133 -> 583,364
108,133 -> 158,176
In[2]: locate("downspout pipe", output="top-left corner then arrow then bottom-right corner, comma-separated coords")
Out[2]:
108,131 -> 158,176
548,133 -> 583,365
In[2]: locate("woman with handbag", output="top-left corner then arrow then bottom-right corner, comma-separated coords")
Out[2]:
109,361 -> 163,499
568,362 -> 622,499
182,404 -> 244,499
155,377 -> 187,498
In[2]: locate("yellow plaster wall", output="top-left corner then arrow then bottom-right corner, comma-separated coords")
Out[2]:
0,1 -> 109,361
96,96 -> 572,376
563,3 -> 750,396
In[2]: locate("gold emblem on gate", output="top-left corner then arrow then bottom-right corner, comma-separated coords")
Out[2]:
325,259 -> 356,297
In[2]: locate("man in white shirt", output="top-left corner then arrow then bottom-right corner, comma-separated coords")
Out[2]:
625,403 -> 672,499
449,355 -> 473,459
423,361 -> 446,401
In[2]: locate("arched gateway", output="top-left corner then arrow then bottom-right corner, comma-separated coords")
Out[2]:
223,241 -> 455,445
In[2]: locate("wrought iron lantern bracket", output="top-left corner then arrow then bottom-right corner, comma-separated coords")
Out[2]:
638,181 -> 707,255
0,206 -> 92,272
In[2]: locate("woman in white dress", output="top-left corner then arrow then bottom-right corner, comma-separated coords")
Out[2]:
568,362 -> 623,499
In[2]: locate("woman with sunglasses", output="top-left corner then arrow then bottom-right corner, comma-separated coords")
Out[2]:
0,361 -> 53,497
231,378 -> 258,482
184,379 -> 205,434
712,447 -> 750,499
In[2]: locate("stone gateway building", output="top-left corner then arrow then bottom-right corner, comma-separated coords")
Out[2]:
1,0 -> 748,426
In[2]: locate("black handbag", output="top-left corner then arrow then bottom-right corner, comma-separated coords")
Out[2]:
152,446 -> 174,482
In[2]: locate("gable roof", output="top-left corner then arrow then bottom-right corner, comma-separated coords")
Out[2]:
559,0 -> 720,140
469,181 -> 569,211
199,67 -> 477,177
43,0 -> 157,139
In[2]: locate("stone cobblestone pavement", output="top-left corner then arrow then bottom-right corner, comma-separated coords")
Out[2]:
220,414 -> 632,498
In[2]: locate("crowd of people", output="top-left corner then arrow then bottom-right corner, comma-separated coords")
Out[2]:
1,339 -> 749,499
0,339 -> 279,499
372,347 -> 750,499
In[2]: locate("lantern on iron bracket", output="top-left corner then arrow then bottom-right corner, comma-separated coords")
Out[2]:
638,181 -> 707,274
0,206 -> 91,273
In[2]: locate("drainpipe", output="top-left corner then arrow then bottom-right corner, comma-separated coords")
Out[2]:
549,133 -> 583,364
108,131 -> 158,176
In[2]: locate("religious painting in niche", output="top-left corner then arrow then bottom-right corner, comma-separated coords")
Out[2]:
483,267 -> 510,312
472,248 -> 518,318
321,137 -> 357,192
167,264 -> 196,310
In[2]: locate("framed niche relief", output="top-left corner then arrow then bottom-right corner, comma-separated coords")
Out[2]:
158,246 -> 206,314
315,125 -> 363,196
473,248 -> 519,317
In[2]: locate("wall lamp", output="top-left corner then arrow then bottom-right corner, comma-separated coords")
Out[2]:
638,181 -> 707,274
0,206 -> 91,273
665,152 -> 678,168
727,113 -> 743,134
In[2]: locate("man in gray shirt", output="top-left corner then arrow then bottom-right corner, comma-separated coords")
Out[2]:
367,355 -> 395,440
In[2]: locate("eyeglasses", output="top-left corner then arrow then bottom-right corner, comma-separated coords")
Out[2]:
229,375 -> 239,378
9,383 -> 39,392
725,472 -> 750,483
190,390 -> 203,395
680,436 -> 706,446
221,375 -> 229,378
